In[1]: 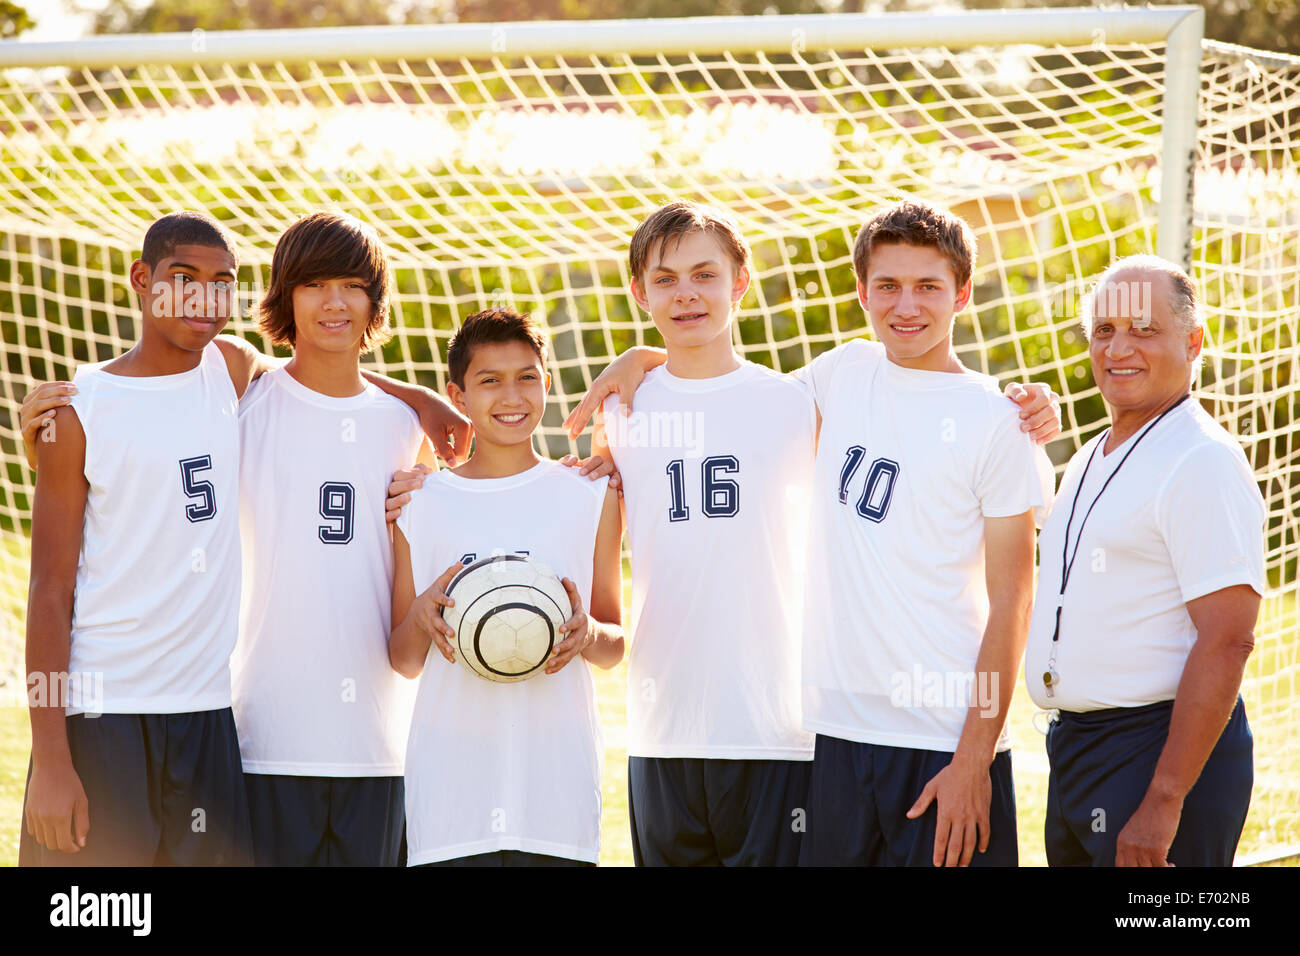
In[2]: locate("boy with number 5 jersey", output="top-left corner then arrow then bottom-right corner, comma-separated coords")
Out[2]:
20,212 -> 253,866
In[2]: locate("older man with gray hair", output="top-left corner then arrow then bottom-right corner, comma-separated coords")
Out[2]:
1025,254 -> 1265,866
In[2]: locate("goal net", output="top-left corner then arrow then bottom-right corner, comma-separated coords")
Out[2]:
0,9 -> 1296,861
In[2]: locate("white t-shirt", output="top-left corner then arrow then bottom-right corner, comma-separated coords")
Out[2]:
396,460 -> 608,865
604,361 -> 817,760
797,338 -> 1054,752
65,341 -> 241,715
232,367 -> 425,775
1025,398 -> 1265,713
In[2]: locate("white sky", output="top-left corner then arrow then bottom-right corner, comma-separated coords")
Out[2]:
21,0 -> 115,42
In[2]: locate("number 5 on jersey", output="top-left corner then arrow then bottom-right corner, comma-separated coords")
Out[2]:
666,455 -> 740,521
179,455 -> 217,522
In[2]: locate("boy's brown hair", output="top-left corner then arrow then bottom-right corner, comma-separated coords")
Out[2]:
259,211 -> 392,353
447,308 -> 549,389
628,201 -> 751,284
852,200 -> 977,290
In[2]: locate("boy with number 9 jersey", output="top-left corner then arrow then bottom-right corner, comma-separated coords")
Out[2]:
232,212 -> 431,866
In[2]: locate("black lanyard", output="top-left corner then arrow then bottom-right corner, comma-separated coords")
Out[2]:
1043,393 -> 1192,693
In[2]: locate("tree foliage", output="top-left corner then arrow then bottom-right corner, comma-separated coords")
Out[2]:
80,0 -> 1300,57
1,1 -> 35,39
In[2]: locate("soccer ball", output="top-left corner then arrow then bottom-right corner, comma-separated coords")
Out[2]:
443,554 -> 572,683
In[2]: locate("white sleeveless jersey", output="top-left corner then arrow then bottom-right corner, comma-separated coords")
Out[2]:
232,367 -> 425,776
605,362 -> 817,760
66,342 -> 240,715
396,460 -> 609,865
796,339 -> 1054,752
1025,399 -> 1265,713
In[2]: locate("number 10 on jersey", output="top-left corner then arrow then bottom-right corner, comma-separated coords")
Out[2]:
666,455 -> 740,521
838,446 -> 900,523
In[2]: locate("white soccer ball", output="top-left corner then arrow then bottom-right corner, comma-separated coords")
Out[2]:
443,554 -> 571,683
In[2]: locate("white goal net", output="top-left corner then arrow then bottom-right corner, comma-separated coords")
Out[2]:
0,9 -> 1296,861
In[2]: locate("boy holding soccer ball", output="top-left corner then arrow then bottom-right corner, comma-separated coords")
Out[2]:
389,308 -> 624,867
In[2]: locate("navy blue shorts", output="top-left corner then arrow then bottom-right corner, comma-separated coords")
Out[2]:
627,756 -> 812,866
19,708 -> 252,867
243,773 -> 405,866
421,851 -> 594,867
1045,696 -> 1253,867
799,734 -> 1019,867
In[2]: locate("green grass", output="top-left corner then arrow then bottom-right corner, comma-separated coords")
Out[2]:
2,553 -> 1296,867
0,707 -> 25,866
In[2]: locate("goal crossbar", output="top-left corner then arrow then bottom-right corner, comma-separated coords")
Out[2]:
0,7 -> 1206,262
0,8 -> 1203,67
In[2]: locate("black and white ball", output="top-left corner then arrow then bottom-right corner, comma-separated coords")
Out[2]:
443,554 -> 571,683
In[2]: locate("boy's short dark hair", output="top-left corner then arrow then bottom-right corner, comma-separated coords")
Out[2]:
259,211 -> 392,353
852,200 -> 977,290
141,211 -> 238,269
447,309 -> 549,389
628,201 -> 751,284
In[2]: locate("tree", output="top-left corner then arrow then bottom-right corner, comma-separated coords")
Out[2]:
85,0 -> 450,34
1,1 -> 34,39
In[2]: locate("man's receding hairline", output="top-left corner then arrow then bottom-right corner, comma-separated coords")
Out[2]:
1091,266 -> 1173,315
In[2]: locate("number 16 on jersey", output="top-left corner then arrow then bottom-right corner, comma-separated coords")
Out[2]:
666,455 -> 740,521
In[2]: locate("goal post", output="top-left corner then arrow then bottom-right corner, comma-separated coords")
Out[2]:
0,6 -> 1206,266
0,8 -> 1295,863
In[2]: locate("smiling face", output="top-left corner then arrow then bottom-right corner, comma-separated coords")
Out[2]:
448,339 -> 551,449
290,275 -> 374,358
130,243 -> 237,353
1088,267 -> 1202,421
858,241 -> 971,372
631,229 -> 749,362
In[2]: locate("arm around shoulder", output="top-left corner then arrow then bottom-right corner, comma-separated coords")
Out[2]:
214,334 -> 280,401
362,371 -> 472,466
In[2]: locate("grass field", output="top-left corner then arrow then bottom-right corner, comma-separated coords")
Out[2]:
0,545 -> 1295,867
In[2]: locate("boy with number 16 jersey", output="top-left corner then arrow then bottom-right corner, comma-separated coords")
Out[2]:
593,203 -> 816,866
